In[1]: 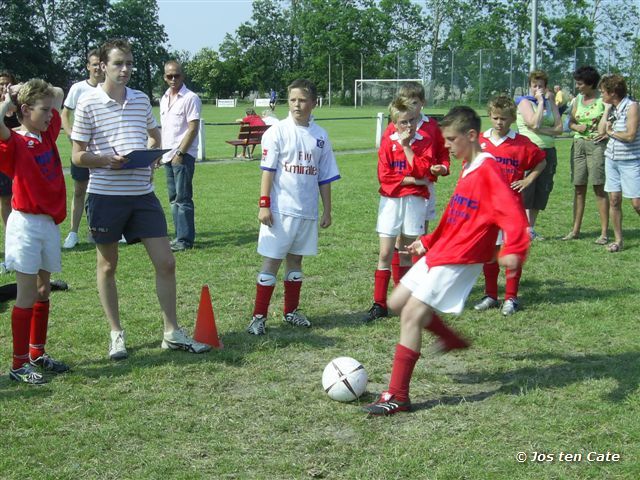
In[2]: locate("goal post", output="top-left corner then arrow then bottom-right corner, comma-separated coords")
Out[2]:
354,78 -> 424,108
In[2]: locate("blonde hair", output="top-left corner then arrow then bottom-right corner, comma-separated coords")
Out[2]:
389,96 -> 420,123
487,94 -> 516,118
398,82 -> 425,104
16,78 -> 55,121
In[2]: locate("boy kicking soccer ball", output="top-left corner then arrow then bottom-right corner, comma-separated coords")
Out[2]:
473,95 -> 546,316
363,106 -> 530,415
0,79 -> 68,384
247,79 -> 340,335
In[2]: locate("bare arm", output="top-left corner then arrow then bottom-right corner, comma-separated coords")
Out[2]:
518,97 -> 545,130
170,119 -> 199,165
258,169 -> 275,226
147,127 -> 161,149
319,182 -> 332,228
61,107 -> 74,139
51,87 -> 64,113
72,140 -> 126,169
511,159 -> 547,193
0,91 -> 12,141
607,102 -> 639,142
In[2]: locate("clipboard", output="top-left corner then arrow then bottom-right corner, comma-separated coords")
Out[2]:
121,149 -> 171,169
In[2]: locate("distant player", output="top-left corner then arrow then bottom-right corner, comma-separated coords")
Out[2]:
0,79 -> 69,384
473,95 -> 546,316
269,88 -> 277,110
364,97 -> 433,323
363,106 -> 530,416
61,49 -> 104,249
247,79 -> 340,335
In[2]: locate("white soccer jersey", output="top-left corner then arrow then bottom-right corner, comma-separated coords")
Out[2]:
63,80 -> 98,110
260,114 -> 340,220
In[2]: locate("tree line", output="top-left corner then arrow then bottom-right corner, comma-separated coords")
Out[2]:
1,0 -> 638,103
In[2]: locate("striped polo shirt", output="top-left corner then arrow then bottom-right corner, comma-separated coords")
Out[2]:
71,85 -> 158,195
605,97 -> 640,162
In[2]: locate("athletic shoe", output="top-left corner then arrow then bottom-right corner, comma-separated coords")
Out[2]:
109,330 -> 128,360
161,328 -> 211,353
529,228 -> 544,241
362,391 -> 411,416
363,302 -> 388,322
119,235 -> 127,244
502,298 -> 519,316
30,353 -> 70,374
283,309 -> 311,328
50,279 -> 69,291
170,241 -> 192,252
63,232 -> 79,249
9,363 -> 46,385
247,314 -> 267,335
473,296 -> 499,311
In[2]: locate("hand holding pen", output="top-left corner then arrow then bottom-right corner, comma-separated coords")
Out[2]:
109,146 -> 128,169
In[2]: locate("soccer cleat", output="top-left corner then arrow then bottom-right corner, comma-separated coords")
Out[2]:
502,298 -> 519,316
50,279 -> 69,291
473,296 -> 499,311
363,302 -> 388,323
63,232 -> 79,249
30,353 -> 70,374
247,315 -> 267,335
363,391 -> 411,416
9,363 -> 47,385
161,328 -> 211,353
283,309 -> 311,328
109,330 -> 128,360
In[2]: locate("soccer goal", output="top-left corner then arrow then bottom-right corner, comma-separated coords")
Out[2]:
354,78 -> 424,108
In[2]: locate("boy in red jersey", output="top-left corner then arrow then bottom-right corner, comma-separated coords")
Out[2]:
474,95 -> 546,316
365,97 -> 434,322
387,82 -> 450,288
363,106 -> 530,416
0,79 -> 68,384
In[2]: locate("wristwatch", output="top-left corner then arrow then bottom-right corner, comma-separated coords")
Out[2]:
176,150 -> 184,157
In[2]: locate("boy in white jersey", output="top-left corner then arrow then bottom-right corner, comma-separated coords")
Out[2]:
247,79 -> 340,335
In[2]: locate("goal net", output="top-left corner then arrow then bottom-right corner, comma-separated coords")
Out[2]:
354,78 -> 424,107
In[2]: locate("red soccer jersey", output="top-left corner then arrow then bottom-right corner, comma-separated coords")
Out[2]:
420,153 -> 530,267
242,114 -> 266,127
479,129 -> 546,184
0,109 -> 66,224
378,129 -> 432,198
384,113 -> 450,182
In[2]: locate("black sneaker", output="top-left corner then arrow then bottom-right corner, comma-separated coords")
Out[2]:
363,391 -> 411,416
9,363 -> 47,385
50,279 -> 69,291
30,353 -> 70,374
363,303 -> 388,322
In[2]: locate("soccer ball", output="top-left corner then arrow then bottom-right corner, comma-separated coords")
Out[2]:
322,357 -> 368,402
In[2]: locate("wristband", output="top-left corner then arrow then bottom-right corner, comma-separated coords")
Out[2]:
259,196 -> 270,208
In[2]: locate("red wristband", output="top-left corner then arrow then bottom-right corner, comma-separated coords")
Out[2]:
259,196 -> 271,208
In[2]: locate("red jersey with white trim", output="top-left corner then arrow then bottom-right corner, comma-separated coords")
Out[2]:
0,109 -> 66,224
378,129 -> 432,198
479,129 -> 546,184
384,113 -> 450,182
420,153 -> 530,267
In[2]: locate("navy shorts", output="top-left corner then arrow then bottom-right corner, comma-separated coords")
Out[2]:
86,192 -> 168,244
0,172 -> 12,196
70,162 -> 90,182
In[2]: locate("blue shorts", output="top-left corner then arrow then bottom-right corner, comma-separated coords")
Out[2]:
70,162 -> 90,182
604,159 -> 640,199
0,172 -> 12,196
86,193 -> 168,244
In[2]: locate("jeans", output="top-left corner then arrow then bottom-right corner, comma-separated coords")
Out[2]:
165,153 -> 195,246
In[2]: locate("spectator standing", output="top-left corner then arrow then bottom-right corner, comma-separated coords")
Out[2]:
554,85 -> 571,116
160,60 -> 201,252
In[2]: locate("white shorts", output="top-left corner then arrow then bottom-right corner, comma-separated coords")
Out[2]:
258,212 -> 318,259
5,211 -> 61,274
400,260 -> 483,314
425,182 -> 437,221
604,158 -> 640,198
376,195 -> 426,237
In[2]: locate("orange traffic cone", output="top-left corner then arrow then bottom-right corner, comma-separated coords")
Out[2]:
193,285 -> 223,349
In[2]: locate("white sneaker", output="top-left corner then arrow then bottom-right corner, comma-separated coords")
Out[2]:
63,232 -> 79,249
109,330 -> 128,360
161,328 -> 211,353
119,235 -> 127,244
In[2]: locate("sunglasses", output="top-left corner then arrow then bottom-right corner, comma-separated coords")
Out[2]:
166,74 -> 181,80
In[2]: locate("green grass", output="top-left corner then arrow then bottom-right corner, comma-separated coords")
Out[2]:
1,125 -> 639,478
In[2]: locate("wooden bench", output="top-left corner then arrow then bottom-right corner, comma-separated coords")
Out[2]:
225,123 -> 271,159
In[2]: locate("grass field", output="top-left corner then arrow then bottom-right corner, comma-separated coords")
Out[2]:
1,108 -> 639,479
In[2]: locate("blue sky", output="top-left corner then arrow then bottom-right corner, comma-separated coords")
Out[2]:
158,0 -> 254,55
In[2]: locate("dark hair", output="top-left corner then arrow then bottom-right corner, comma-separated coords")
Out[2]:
573,66 -> 600,88
99,38 -> 132,64
398,81 -> 425,104
0,70 -> 17,83
599,74 -> 627,99
487,94 -> 516,118
245,108 -> 256,116
87,49 -> 100,62
440,106 -> 481,134
287,79 -> 317,101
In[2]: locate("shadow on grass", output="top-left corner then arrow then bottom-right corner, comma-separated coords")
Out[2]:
519,278 -> 636,305
0,381 -> 55,400
193,229 -> 256,249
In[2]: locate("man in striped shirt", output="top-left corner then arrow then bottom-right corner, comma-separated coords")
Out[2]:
71,39 -> 210,360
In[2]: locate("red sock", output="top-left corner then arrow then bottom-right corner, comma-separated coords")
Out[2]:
284,280 -> 302,314
399,265 -> 411,280
30,300 -> 49,359
374,269 -> 391,308
388,343 -> 420,402
483,262 -> 499,299
253,284 -> 275,317
391,249 -> 400,286
424,313 -> 469,351
505,266 -> 523,300
12,306 -> 32,370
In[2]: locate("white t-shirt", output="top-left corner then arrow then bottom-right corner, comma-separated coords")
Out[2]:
64,80 -> 99,110
260,114 -> 340,220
